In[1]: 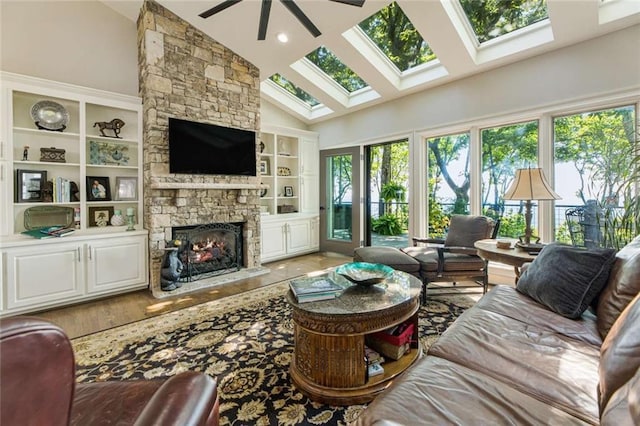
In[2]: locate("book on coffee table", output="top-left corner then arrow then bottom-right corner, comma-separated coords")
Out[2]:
289,277 -> 343,303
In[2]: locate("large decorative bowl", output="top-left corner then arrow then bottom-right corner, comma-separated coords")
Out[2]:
336,262 -> 393,286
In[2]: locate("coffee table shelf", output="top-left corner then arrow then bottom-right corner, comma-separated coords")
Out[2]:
287,269 -> 423,405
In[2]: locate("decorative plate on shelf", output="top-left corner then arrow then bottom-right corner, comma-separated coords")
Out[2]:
30,100 -> 69,131
277,167 -> 291,176
336,262 -> 394,286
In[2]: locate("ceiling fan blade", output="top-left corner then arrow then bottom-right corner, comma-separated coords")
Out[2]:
258,0 -> 272,40
329,0 -> 365,6
199,0 -> 243,19
280,0 -> 321,38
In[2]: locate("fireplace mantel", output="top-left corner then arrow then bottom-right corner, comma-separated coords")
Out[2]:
149,181 -> 266,190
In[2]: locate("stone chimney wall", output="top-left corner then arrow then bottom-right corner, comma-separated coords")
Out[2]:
137,0 -> 261,293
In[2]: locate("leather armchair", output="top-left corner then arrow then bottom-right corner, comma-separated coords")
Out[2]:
402,215 -> 499,303
0,316 -> 219,426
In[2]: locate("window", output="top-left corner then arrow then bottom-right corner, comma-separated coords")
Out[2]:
481,120 -> 539,238
459,0 -> 549,44
553,105 -> 637,248
269,74 -> 320,107
358,2 -> 436,72
305,46 -> 368,92
426,132 -> 471,237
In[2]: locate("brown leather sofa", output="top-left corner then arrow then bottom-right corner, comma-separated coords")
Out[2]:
355,236 -> 640,425
0,316 -> 220,426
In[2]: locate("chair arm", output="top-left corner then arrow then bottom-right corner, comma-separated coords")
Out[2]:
412,237 -> 445,247
134,372 -> 219,426
441,246 -> 479,256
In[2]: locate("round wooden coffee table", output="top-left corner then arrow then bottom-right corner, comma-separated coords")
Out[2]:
287,269 -> 422,406
474,239 -> 537,282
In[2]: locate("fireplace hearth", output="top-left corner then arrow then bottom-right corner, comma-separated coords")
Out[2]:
172,222 -> 243,282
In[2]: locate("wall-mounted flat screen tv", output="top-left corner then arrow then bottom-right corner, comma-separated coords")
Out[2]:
169,117 -> 256,176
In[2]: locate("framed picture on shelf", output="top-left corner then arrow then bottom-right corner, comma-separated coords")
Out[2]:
86,176 -> 111,201
16,169 -> 47,203
284,186 -> 293,197
88,206 -> 114,227
115,176 -> 138,201
260,159 -> 270,175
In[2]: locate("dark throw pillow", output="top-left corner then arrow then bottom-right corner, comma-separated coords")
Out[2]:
516,243 -> 617,319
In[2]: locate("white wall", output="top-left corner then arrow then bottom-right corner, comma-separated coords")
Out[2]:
261,98 -> 309,130
310,25 -> 640,149
1,1 -> 139,96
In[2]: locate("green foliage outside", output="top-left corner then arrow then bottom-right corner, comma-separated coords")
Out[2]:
372,214 -> 403,236
306,46 -> 367,92
358,2 -> 436,71
459,0 -> 548,43
269,74 -> 319,107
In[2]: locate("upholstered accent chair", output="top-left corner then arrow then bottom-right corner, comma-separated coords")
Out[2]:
403,215 -> 499,303
0,316 -> 220,426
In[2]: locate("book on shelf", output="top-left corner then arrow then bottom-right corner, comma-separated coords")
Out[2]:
367,361 -> 384,378
365,346 -> 385,365
30,226 -> 75,238
289,276 -> 343,303
21,228 -> 56,239
41,226 -> 75,237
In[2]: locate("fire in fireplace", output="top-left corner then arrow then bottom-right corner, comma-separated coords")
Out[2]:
172,222 -> 243,282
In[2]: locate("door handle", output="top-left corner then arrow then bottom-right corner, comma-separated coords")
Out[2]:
319,206 -> 325,210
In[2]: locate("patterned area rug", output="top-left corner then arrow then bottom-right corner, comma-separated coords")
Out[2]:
72,280 -> 475,425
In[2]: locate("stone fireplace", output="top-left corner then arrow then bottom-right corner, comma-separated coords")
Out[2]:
138,0 -> 266,297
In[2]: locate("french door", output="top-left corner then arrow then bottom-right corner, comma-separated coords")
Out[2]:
319,147 -> 361,256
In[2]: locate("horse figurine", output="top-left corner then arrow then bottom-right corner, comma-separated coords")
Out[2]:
93,118 -> 125,138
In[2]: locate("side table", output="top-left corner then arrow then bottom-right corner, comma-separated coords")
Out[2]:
474,239 -> 537,283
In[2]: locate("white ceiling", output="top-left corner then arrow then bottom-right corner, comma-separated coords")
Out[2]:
103,0 -> 640,124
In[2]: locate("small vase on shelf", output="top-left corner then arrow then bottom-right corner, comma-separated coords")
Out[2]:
110,210 -> 125,226
126,207 -> 135,231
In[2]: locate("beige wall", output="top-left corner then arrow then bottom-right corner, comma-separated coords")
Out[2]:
1,1 -> 139,96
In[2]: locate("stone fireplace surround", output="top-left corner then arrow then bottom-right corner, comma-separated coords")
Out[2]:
138,0 -> 267,297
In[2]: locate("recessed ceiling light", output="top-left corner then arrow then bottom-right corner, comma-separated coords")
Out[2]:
277,33 -> 289,43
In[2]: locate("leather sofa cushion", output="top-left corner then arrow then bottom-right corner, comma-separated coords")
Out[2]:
600,366 -> 640,426
428,303 -> 601,424
354,356 -> 589,425
476,285 -> 602,347
596,235 -> 640,339
516,243 -> 616,319
353,246 -> 420,273
599,293 -> 640,413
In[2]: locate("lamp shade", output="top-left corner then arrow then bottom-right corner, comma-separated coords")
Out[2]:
504,168 -> 561,201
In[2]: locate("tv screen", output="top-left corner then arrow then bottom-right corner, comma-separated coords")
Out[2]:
169,117 -> 256,176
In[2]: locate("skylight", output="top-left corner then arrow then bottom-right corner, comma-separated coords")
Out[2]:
269,74 -> 321,107
305,46 -> 368,93
459,0 -> 549,44
358,1 -> 436,72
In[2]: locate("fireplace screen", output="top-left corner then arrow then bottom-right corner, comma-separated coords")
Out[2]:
172,222 -> 243,282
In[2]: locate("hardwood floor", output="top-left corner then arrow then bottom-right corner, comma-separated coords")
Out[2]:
31,252 -> 351,339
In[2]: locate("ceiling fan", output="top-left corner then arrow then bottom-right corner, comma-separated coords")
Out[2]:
199,0 -> 365,40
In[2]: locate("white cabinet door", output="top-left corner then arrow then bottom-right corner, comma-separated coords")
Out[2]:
286,219 -> 312,255
300,136 -> 319,175
86,235 -> 148,295
261,221 -> 287,262
4,243 -> 84,311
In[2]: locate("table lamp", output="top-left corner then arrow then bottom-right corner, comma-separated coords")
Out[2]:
503,168 -> 561,248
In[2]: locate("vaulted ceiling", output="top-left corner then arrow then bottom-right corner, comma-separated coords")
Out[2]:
103,0 -> 640,124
